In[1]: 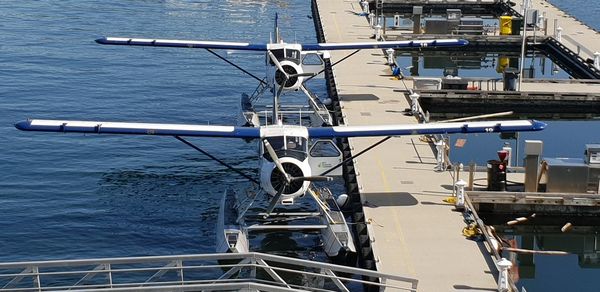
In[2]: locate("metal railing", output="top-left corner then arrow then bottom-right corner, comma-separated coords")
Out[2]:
0,252 -> 418,292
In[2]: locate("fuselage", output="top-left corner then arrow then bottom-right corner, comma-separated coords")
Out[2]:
258,125 -> 311,202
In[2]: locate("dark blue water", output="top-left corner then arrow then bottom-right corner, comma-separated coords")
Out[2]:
0,0 -> 323,261
1,0 -> 599,291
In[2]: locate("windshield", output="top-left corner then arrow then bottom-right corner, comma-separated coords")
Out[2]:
268,48 -> 300,65
263,136 -> 308,162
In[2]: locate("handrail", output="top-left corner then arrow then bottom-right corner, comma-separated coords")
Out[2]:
0,252 -> 418,292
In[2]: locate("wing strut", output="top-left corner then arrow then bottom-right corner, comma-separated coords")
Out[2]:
205,49 -> 267,85
319,136 -> 392,176
175,136 -> 259,185
303,49 -> 361,84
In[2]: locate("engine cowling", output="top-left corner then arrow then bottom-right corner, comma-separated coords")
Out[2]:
260,156 -> 311,201
274,59 -> 304,92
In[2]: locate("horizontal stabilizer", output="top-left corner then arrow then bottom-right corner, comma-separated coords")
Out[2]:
95,37 -> 268,51
307,120 -> 546,138
15,120 -> 261,138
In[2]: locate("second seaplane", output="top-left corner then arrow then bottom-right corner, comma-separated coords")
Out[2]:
16,118 -> 546,260
94,14 -> 469,127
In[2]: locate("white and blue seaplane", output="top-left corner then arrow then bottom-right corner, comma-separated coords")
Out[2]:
15,118 -> 546,260
94,14 -> 469,127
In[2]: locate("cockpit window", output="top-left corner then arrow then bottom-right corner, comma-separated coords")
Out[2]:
310,140 -> 341,157
265,136 -> 285,150
268,49 -> 300,65
286,136 -> 306,152
262,136 -> 308,162
271,49 -> 284,61
302,53 -> 323,65
286,49 -> 300,61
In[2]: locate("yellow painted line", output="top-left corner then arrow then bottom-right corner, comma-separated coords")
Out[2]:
373,155 -> 417,277
331,8 -> 343,41
375,156 -> 392,192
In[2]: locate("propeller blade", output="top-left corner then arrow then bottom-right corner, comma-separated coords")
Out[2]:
264,183 -> 286,218
268,51 -> 288,79
263,140 -> 289,183
275,76 -> 287,98
291,176 -> 333,182
289,72 -> 315,78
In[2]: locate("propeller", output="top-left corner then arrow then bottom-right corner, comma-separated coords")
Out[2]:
262,139 -> 332,218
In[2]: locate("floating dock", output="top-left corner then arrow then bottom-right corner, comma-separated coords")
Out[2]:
314,1 -> 500,290
313,0 -> 600,290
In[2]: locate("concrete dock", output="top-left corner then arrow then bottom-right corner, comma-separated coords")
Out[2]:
314,1 -> 500,290
521,0 -> 600,62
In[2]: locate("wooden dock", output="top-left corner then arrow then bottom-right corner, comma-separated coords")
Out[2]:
417,88 -> 600,120
368,0 -> 515,17
314,0 -> 500,290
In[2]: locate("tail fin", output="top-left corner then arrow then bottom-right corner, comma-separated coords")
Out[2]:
274,13 -> 281,43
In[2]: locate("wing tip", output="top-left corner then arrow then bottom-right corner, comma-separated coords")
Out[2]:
15,120 -> 31,131
531,120 -> 547,131
95,37 -> 108,44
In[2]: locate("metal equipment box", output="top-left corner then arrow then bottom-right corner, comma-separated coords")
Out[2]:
441,77 -> 468,90
525,140 -> 543,156
413,77 -> 442,90
447,9 -> 461,21
526,9 -> 539,27
585,144 -> 600,164
413,6 -> 423,15
545,158 -> 589,193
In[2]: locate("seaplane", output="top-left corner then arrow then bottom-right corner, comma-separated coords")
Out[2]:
16,17 -> 541,261
94,14 -> 469,127
15,118 -> 546,260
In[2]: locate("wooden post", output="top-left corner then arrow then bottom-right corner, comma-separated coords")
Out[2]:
468,162 -> 475,191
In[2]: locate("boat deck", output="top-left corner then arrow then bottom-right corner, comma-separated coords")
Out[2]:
315,0 -> 500,290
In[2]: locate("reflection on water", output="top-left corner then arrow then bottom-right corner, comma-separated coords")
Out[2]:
493,224 -> 600,291
447,120 -> 600,166
396,51 -> 571,80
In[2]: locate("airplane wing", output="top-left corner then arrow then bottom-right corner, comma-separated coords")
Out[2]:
307,120 -> 546,138
301,39 -> 469,50
16,119 -> 546,139
15,119 -> 261,138
95,37 -> 268,51
96,37 -> 467,51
